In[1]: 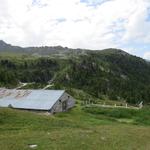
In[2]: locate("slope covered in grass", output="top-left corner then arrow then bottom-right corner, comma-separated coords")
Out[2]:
0,106 -> 150,150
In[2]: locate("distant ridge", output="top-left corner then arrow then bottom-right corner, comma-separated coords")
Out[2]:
99,48 -> 129,55
0,40 -> 87,56
0,40 -> 132,58
0,40 -> 25,53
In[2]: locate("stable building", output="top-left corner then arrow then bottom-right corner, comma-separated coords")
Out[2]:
0,89 -> 75,113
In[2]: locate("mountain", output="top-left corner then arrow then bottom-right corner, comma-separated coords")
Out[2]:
0,40 -> 87,56
0,40 -> 25,53
0,40 -> 150,104
55,49 -> 150,103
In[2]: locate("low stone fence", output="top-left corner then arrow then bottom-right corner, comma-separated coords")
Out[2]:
83,103 -> 140,110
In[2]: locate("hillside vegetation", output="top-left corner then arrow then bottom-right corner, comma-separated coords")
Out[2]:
0,41 -> 150,104
0,106 -> 150,150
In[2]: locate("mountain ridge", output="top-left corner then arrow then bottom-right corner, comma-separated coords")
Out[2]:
0,40 -> 137,59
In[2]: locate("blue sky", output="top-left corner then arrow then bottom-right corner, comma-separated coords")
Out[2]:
0,0 -> 150,59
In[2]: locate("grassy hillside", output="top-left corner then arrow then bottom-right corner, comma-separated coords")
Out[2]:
0,105 -> 150,150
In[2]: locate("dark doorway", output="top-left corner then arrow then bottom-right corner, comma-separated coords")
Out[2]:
62,101 -> 67,111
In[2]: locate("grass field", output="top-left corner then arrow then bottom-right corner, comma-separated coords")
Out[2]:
0,104 -> 150,150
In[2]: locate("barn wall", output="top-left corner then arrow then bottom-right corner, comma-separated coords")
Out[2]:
51,92 -> 75,113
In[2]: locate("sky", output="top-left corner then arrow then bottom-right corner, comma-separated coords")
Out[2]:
0,0 -> 150,59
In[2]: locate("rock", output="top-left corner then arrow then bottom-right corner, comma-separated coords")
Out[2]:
28,144 -> 38,149
101,137 -> 106,141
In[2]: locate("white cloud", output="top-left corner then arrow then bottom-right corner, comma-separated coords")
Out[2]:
143,51 -> 150,60
0,0 -> 150,56
122,0 -> 150,43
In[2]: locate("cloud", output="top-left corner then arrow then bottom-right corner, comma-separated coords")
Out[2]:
80,0 -> 111,7
122,0 -> 150,44
143,51 -> 150,60
0,0 -> 150,57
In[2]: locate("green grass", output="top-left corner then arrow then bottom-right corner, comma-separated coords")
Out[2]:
0,105 -> 150,150
83,106 -> 150,125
